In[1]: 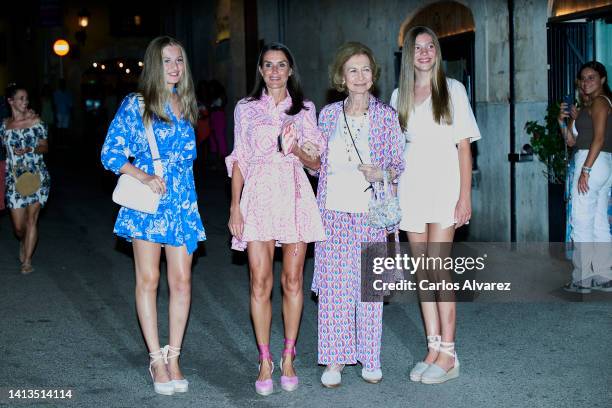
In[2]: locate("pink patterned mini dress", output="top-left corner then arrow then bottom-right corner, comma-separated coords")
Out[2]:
225,92 -> 326,251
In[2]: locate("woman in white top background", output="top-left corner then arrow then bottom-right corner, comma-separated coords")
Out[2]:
391,26 -> 481,384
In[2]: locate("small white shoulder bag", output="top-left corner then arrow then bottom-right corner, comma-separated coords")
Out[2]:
112,96 -> 163,214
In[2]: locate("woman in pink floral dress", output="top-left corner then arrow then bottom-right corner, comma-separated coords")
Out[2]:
226,43 -> 325,395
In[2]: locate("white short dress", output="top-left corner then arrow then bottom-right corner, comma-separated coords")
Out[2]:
390,78 -> 481,233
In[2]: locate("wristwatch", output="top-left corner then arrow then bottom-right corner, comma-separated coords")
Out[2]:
581,166 -> 592,174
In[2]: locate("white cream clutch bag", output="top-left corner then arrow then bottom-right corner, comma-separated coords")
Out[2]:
112,96 -> 163,214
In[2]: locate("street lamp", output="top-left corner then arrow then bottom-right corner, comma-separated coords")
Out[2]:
78,9 -> 90,28
76,9 -> 90,46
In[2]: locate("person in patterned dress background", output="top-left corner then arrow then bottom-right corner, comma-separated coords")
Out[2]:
101,36 -> 206,396
312,42 -> 405,387
1,83 -> 50,274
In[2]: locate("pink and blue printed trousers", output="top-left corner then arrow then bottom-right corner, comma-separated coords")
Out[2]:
312,210 -> 386,370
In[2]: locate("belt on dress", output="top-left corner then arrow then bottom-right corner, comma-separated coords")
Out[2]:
248,154 -> 301,165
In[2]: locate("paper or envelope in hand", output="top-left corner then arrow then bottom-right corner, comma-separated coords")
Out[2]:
280,121 -> 297,155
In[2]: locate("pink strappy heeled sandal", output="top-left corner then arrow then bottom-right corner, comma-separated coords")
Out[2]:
279,339 -> 299,392
255,344 -> 274,396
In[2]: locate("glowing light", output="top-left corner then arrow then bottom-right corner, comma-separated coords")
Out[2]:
92,62 -> 98,68
101,64 -> 106,70
53,39 -> 70,57
125,68 -> 131,74
138,61 -> 143,67
78,8 -> 90,28
118,62 -> 124,68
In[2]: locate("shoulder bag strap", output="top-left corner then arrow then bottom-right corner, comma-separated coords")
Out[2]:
343,100 -> 375,193
342,100 -> 365,165
598,94 -> 612,109
136,94 -> 164,178
5,127 -> 30,178
6,138 -> 19,180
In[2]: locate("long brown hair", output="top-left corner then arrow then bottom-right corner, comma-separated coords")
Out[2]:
397,26 -> 451,131
138,36 -> 198,126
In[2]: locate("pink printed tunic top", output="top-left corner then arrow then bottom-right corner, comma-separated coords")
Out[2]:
225,92 -> 326,251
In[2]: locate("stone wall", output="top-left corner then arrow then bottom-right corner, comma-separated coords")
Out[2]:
254,0 -> 552,242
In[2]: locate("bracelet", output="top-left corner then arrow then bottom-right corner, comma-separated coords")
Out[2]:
581,166 -> 592,174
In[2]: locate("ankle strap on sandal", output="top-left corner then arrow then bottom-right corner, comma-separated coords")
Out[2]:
439,341 -> 456,358
149,347 -> 169,364
258,344 -> 271,361
165,345 -> 181,360
148,347 -> 169,379
427,335 -> 441,351
282,338 -> 296,357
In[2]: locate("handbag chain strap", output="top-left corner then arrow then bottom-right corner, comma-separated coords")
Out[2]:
342,100 -> 373,192
137,94 -> 164,178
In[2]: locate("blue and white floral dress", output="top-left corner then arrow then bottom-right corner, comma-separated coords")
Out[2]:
101,94 -> 206,254
0,121 -> 50,208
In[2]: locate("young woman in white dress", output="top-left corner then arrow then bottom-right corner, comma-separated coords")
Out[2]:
391,26 -> 481,384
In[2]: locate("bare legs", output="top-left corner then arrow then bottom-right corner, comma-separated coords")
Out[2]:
408,223 -> 456,371
248,241 -> 275,382
133,239 -> 192,383
247,241 -> 306,382
280,243 -> 306,378
9,203 -> 41,273
165,244 -> 193,380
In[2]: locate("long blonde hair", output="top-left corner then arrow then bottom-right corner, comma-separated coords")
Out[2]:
138,36 -> 198,126
397,26 -> 451,131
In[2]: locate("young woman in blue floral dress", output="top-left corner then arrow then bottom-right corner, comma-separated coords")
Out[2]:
101,36 -> 206,396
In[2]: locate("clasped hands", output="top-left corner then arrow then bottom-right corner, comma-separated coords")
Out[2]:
357,165 -> 397,183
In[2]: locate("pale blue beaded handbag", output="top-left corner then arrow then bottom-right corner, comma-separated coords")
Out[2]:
367,170 -> 402,231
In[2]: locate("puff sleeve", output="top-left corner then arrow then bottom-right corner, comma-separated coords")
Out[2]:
225,101 -> 251,178
100,94 -> 141,175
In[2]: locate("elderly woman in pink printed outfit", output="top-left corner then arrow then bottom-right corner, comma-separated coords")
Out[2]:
226,43 -> 325,396
313,42 -> 405,387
